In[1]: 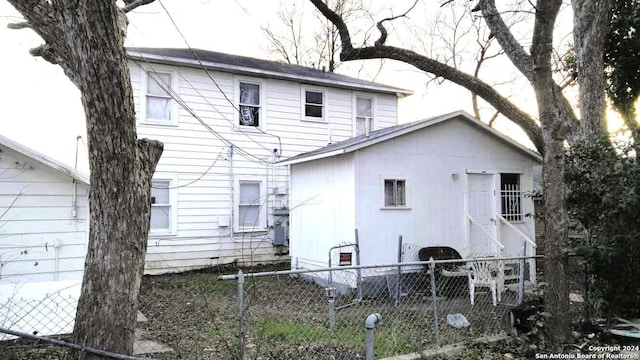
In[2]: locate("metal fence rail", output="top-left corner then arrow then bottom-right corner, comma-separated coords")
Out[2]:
221,255 -> 544,359
0,255 -> 592,359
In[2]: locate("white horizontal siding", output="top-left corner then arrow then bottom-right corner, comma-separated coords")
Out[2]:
131,59 -> 399,274
0,146 -> 88,284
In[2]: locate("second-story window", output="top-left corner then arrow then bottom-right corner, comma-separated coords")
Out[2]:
304,90 -> 325,121
146,71 -> 173,122
239,82 -> 261,127
355,97 -> 373,136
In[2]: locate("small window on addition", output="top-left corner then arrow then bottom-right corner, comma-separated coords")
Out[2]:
384,179 -> 406,207
500,173 -> 522,222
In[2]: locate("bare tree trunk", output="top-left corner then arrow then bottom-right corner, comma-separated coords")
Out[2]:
531,0 -> 571,341
6,1 -> 162,357
571,0 -> 612,141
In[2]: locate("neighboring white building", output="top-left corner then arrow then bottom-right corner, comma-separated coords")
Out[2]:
0,134 -> 89,285
126,48 -> 412,274
0,135 -> 87,339
280,111 -> 541,274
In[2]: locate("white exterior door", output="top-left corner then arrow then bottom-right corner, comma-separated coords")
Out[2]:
467,173 -> 497,256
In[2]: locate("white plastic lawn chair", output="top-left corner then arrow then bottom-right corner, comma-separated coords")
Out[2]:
467,260 -> 502,306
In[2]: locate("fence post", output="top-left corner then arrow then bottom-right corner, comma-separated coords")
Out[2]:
327,286 -> 336,330
429,257 -> 440,350
355,229 -> 363,302
365,313 -> 382,360
238,270 -> 245,359
518,242 -> 525,305
395,235 -> 403,307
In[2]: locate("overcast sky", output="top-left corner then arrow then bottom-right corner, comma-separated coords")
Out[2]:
0,0 -> 553,173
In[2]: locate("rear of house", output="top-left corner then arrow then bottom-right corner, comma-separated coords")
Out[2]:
284,112 -> 541,276
126,48 -> 410,273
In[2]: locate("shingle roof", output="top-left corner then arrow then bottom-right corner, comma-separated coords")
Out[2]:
278,111 -> 542,165
126,47 -> 412,96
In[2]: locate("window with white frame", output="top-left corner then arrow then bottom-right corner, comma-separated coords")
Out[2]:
355,97 -> 373,136
303,89 -> 325,120
145,71 -> 174,123
500,173 -> 522,222
236,180 -> 265,231
384,179 -> 406,207
151,180 -> 172,231
239,82 -> 261,127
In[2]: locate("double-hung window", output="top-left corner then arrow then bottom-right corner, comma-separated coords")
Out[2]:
239,82 -> 261,127
500,173 -> 522,222
303,89 -> 325,121
145,71 -> 175,123
236,180 -> 265,231
384,179 -> 406,207
355,97 -> 373,136
151,180 -> 172,232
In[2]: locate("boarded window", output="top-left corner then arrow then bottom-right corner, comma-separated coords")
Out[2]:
384,179 -> 406,207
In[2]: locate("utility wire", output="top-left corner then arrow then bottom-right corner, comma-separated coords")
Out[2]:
142,67 -> 271,165
157,0 -> 283,155
151,149 -> 224,190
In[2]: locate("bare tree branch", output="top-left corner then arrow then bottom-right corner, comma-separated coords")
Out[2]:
374,0 -> 419,46
309,0 -> 544,153
7,22 -> 31,29
478,0 -> 579,132
477,0 -> 534,79
121,0 -> 156,13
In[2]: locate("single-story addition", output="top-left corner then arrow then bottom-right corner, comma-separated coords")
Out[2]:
0,135 -> 89,284
0,135 -> 89,338
280,111 -> 541,277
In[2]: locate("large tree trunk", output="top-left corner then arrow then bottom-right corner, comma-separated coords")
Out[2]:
6,1 -> 162,357
571,0 -> 612,141
531,0 -> 571,341
67,4 -> 163,358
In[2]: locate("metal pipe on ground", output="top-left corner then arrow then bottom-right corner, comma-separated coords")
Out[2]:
365,313 -> 382,360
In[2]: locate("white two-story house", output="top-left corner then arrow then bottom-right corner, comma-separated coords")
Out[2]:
127,48 -> 411,274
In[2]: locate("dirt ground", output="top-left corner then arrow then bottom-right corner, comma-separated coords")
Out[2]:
0,261 -> 611,360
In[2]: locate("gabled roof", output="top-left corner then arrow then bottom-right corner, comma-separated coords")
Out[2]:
126,47 -> 412,97
0,134 -> 89,185
278,111 -> 542,166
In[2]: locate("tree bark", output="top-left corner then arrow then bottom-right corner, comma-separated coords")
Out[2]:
308,0 -> 544,154
571,0 -> 612,141
308,0 -> 582,341
7,1 -> 162,357
530,0 -> 571,341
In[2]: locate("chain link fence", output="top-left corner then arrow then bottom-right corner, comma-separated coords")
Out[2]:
220,255 -> 545,359
0,255 -> 593,359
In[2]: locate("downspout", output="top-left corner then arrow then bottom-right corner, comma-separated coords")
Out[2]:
229,145 -> 234,242
71,136 -> 82,218
53,239 -> 61,281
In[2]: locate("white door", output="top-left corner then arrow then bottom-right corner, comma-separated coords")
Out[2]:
467,173 -> 497,256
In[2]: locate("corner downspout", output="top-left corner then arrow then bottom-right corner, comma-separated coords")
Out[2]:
229,145 -> 234,243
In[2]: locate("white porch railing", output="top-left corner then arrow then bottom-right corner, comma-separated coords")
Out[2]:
465,214 -> 505,251
497,215 -> 536,249
497,214 -> 537,284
